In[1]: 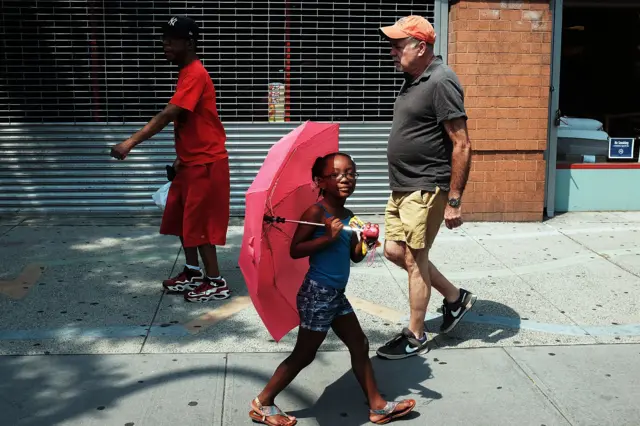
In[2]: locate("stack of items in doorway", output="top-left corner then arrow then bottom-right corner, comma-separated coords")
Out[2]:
268,82 -> 286,122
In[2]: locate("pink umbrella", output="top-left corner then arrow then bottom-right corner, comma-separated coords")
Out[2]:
239,121 -> 340,342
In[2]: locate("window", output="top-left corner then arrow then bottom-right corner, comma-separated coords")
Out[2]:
0,0 -> 435,123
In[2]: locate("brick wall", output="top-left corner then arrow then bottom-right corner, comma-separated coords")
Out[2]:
449,0 -> 552,221
464,152 -> 546,221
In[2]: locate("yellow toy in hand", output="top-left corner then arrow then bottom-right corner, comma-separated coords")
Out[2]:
350,216 -> 381,258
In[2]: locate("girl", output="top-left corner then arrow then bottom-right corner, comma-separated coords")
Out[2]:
249,152 -> 416,425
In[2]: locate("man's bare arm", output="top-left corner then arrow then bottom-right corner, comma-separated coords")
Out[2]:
110,103 -> 185,160
443,117 -> 472,199
128,103 -> 184,147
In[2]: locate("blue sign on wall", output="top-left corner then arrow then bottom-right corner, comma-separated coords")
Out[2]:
608,138 -> 635,159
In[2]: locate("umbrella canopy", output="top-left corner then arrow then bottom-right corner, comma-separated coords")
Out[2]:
239,121 -> 340,341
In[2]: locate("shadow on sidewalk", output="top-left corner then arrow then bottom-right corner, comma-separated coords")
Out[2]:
427,299 -> 522,348
287,350 -> 438,425
0,354 -> 315,426
0,219 -> 515,425
0,221 -> 246,347
0,222 -> 255,425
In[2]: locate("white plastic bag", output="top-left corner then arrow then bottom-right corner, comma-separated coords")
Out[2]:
152,182 -> 171,211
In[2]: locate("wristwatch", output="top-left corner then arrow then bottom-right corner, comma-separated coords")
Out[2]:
448,197 -> 461,208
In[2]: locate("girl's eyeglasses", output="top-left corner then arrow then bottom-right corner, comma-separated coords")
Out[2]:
323,172 -> 360,181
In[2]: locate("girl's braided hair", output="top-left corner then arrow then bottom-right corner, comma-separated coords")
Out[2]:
311,152 -> 355,197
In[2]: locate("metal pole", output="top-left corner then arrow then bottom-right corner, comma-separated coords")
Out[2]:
545,0 -> 563,218
435,0 -> 449,63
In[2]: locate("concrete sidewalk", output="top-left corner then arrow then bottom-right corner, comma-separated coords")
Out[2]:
1,211 -> 640,425
1,345 -> 639,425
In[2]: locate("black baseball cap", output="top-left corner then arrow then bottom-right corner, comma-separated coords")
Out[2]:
162,16 -> 199,40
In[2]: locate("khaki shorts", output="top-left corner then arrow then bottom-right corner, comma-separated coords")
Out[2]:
384,187 -> 446,250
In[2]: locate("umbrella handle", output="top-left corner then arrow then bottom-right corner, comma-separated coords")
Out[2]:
263,215 -> 357,232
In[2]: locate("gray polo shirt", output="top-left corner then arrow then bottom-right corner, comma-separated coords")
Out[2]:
387,55 -> 467,193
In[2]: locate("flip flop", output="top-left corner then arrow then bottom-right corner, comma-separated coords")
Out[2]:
249,397 -> 297,426
369,399 -> 416,425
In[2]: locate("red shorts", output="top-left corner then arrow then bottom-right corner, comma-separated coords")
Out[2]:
160,158 -> 230,248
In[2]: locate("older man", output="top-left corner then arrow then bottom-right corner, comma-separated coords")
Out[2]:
375,16 -> 477,360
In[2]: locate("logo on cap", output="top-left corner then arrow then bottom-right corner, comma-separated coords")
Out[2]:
168,17 -> 178,26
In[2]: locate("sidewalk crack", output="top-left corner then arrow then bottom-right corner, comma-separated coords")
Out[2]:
0,218 -> 26,238
502,347 -> 575,426
139,245 -> 182,354
551,225 -> 640,281
219,354 -> 229,426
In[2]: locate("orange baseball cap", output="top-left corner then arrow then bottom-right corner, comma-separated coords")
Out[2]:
379,15 -> 436,44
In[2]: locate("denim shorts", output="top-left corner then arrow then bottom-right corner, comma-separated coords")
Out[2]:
297,276 -> 354,333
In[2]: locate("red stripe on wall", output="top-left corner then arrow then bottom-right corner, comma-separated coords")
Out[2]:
557,163 -> 640,170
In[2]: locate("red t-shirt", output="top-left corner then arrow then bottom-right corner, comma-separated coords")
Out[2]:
170,59 -> 227,166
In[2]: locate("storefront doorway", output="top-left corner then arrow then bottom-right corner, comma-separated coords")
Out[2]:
546,0 -> 640,216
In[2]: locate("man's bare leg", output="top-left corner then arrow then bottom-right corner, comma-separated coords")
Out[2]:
382,240 -> 406,269
428,262 -> 460,303
404,246 -> 431,338
180,237 -> 200,267
162,238 -> 203,292
383,239 -> 477,336
384,240 -> 459,303
377,240 -> 433,358
197,244 -> 221,278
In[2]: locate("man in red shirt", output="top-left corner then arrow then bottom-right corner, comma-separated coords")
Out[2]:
110,16 -> 231,303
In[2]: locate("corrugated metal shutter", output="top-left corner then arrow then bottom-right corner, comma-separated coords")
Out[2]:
0,0 -> 438,215
0,122 -> 392,215
1,0 -> 436,123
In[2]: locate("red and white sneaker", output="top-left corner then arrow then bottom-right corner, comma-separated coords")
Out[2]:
184,277 -> 231,302
162,267 -> 205,292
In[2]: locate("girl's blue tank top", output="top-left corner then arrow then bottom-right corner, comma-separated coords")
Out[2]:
305,204 -> 352,289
